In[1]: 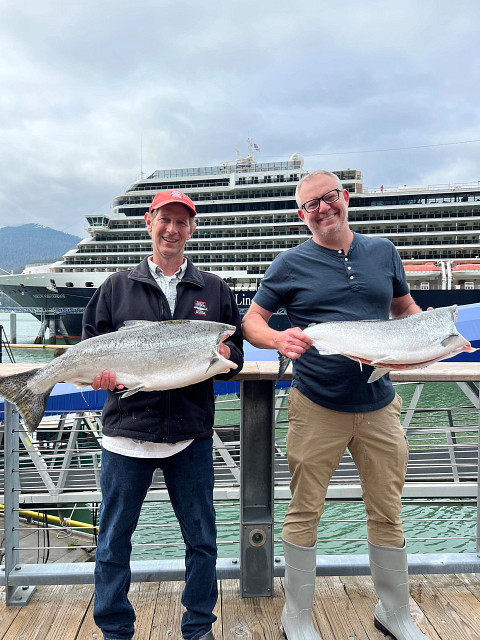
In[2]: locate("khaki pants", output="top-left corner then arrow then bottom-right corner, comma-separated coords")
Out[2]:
283,387 -> 408,548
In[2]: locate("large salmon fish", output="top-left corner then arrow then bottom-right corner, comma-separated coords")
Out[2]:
0,319 -> 237,433
279,305 -> 477,382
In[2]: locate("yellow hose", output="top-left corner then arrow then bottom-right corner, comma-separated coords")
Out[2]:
0,504 -> 97,532
6,344 -> 72,349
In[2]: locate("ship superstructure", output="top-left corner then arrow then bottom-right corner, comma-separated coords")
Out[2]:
52,151 -> 480,290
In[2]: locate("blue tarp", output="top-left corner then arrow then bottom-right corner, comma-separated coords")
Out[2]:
454,302 -> 480,341
446,302 -> 480,361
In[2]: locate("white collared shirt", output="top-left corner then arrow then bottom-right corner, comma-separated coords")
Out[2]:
148,257 -> 187,316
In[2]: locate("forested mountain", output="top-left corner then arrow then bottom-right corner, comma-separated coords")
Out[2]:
0,224 -> 81,273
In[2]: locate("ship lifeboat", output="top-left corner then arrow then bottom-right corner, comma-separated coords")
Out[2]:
451,262 -> 480,287
451,263 -> 480,272
402,261 -> 441,272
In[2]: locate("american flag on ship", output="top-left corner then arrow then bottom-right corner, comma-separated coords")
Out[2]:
254,143 -> 260,152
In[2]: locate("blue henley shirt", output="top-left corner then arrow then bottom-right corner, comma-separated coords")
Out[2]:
253,233 -> 410,413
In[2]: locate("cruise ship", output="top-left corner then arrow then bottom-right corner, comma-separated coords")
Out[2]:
0,141 -> 479,340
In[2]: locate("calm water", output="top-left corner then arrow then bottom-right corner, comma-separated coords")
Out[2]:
1,312 -> 477,559
0,311 -> 56,364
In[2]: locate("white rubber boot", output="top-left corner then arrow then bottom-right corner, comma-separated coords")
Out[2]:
281,539 -> 323,640
368,540 -> 430,639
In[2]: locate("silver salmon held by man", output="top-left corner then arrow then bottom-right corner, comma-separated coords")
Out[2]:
281,305 -> 477,382
0,319 -> 237,433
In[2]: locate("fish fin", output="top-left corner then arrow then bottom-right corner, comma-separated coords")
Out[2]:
369,355 -> 396,365
367,367 -> 391,383
0,368 -> 52,433
205,355 -> 220,374
277,352 -> 292,381
441,334 -> 461,348
120,385 -> 145,398
119,320 -> 158,331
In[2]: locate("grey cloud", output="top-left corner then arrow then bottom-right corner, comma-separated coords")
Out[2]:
0,0 -> 479,237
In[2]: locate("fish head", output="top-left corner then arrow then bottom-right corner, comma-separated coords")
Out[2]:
219,323 -> 236,340
439,333 -> 478,360
217,324 -> 237,363
204,323 -> 238,376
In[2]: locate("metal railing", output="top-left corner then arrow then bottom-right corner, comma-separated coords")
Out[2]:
1,362 -> 479,604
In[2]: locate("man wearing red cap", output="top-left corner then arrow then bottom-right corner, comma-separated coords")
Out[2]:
82,190 -> 244,640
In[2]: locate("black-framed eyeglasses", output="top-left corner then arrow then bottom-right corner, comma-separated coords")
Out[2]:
301,189 -> 342,213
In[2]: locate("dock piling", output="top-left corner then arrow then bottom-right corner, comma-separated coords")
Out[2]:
9,312 -> 16,344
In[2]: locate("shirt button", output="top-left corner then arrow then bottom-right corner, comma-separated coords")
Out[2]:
344,257 -> 348,261
350,275 -> 354,280
347,266 -> 352,270
338,250 -> 343,254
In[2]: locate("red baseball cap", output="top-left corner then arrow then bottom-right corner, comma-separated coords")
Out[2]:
148,189 -> 197,217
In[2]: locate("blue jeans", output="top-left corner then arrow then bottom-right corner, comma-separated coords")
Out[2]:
94,438 -> 217,640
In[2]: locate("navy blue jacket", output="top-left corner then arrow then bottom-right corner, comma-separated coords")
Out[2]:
82,258 -> 244,442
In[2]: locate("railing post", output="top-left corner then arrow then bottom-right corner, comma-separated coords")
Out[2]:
240,379 -> 275,597
4,401 -> 35,605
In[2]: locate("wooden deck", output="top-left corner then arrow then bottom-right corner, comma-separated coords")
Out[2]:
1,573 -> 480,639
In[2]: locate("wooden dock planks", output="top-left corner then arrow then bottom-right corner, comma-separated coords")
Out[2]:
2,574 -> 480,639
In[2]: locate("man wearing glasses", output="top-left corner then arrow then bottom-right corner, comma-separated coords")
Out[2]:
242,170 -> 429,640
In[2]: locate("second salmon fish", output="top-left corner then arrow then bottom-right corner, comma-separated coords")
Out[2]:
280,305 -> 476,382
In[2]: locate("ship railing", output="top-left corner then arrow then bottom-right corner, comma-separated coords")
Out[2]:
0,362 -> 479,604
363,181 -> 480,194
0,307 -> 87,316
146,162 -> 301,180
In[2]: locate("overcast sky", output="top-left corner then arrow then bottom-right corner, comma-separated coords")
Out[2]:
1,0 -> 479,238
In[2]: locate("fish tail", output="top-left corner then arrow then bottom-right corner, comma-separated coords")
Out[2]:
277,352 -> 292,382
0,369 -> 53,433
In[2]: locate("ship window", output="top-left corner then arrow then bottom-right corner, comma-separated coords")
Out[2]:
420,282 -> 430,290
66,282 -> 74,288
85,282 -> 95,287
